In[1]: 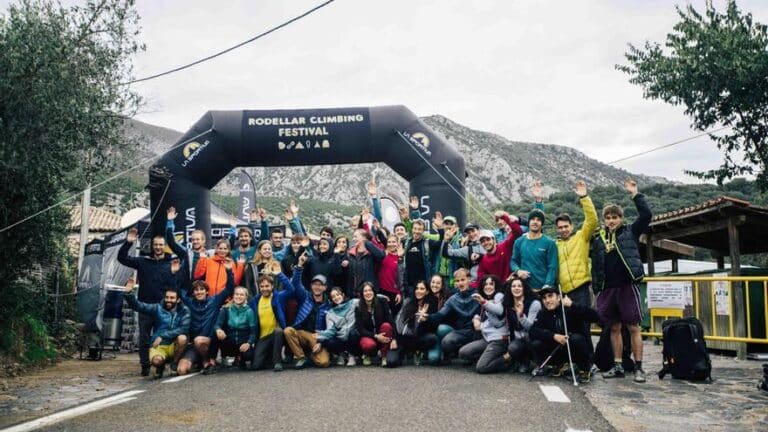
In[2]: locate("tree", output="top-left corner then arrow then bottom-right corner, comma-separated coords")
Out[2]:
618,0 -> 768,190
0,0 -> 142,360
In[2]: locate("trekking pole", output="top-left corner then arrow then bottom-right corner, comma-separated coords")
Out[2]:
528,344 -> 561,381
557,284 -> 579,387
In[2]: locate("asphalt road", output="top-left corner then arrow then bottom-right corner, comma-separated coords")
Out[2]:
36,365 -> 614,432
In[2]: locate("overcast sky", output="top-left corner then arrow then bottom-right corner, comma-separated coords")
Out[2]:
13,0 -> 768,183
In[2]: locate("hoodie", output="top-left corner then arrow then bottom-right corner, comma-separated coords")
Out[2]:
427,289 -> 480,330
316,299 -> 357,342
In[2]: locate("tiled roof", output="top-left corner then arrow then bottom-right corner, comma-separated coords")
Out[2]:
652,196 -> 753,222
69,206 -> 122,232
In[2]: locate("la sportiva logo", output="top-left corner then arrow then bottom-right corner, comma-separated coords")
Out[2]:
402,131 -> 432,156
181,140 -> 210,167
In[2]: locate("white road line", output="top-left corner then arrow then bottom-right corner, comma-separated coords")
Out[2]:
1,390 -> 144,432
538,384 -> 571,403
162,372 -> 200,384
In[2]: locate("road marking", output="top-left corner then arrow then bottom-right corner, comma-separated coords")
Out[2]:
538,384 -> 571,403
162,372 -> 200,384
1,390 -> 144,432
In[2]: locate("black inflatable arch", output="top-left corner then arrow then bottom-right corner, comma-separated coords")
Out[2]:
149,105 -> 466,243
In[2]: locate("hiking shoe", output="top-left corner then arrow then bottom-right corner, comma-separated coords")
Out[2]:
413,352 -> 423,366
577,369 -> 592,384
153,365 -> 165,380
602,364 -> 625,379
334,355 -> 345,366
273,362 -> 284,372
633,368 -> 647,383
362,355 -> 372,366
346,355 -> 357,367
551,364 -> 568,377
141,364 -> 150,377
294,358 -> 308,370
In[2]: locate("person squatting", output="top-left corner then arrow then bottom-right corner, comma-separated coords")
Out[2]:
119,177 -> 651,384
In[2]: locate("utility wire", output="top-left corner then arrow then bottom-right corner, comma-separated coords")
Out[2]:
609,126 -> 730,164
0,128 -> 213,234
124,0 -> 337,85
395,130 -> 496,228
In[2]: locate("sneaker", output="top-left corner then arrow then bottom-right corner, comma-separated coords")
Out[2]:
141,364 -> 150,377
518,363 -> 530,374
334,355 -> 345,366
413,352 -> 423,366
362,355 -> 372,366
346,355 -> 357,367
294,358 -> 308,370
273,362 -> 284,372
602,364 -> 625,379
551,363 -> 568,377
152,365 -> 165,380
633,368 -> 646,383
381,357 -> 387,367
577,369 -> 592,384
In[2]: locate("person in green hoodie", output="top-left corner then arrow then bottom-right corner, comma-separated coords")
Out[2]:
215,286 -> 257,370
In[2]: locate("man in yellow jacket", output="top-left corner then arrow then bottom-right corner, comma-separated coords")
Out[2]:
553,180 -> 599,309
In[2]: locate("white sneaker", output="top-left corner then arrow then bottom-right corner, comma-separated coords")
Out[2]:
346,354 -> 357,367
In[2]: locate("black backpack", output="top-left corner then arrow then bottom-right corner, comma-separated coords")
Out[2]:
593,324 -> 635,372
658,317 -> 712,381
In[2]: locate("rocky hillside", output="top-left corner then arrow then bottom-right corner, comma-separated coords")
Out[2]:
123,115 -> 667,209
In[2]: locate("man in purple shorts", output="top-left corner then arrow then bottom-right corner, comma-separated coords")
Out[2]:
591,179 -> 652,383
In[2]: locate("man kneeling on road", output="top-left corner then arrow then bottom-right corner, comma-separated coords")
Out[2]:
124,278 -> 190,379
283,253 -> 333,369
530,286 -> 600,383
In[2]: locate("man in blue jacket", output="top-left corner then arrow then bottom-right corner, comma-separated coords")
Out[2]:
124,277 -> 189,379
118,227 -> 180,376
424,268 -> 480,362
283,254 -> 333,369
175,259 -> 235,375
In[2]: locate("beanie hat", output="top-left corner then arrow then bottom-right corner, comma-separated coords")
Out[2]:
528,209 -> 545,224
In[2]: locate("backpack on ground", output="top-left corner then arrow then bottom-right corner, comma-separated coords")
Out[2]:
593,324 -> 635,372
658,317 -> 712,381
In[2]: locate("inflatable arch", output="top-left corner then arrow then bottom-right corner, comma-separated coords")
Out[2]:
148,105 -> 466,244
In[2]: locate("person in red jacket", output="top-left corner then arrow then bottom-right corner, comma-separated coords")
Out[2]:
378,234 -> 405,315
474,212 -> 523,287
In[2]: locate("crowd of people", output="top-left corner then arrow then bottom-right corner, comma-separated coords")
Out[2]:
117,178 -> 652,384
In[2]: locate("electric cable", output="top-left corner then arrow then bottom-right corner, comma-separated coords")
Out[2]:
124,0 -> 337,85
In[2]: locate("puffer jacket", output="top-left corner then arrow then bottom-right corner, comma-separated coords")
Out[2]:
193,255 -> 244,296
556,195 -> 598,293
590,193 -> 651,293
126,294 -> 190,344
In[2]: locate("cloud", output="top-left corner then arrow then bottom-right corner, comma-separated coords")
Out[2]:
50,0 -> 766,183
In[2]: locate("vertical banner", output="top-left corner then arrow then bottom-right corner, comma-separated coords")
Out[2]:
77,239 -> 104,331
239,170 -> 257,221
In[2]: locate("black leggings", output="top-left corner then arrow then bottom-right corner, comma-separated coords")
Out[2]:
507,338 -> 532,364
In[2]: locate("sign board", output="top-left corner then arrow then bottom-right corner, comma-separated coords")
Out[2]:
647,281 -> 691,309
714,280 -> 730,316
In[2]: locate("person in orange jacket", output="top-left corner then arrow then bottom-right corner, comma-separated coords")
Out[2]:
194,239 -> 245,296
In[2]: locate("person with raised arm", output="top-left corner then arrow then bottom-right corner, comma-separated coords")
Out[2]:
283,253 -> 333,369
592,178 -> 652,383
511,181 -> 559,292
175,257 -> 235,375
123,277 -> 189,379
118,226 -> 179,376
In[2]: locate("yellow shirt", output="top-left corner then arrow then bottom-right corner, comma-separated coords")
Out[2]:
258,296 -> 277,339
